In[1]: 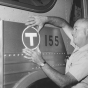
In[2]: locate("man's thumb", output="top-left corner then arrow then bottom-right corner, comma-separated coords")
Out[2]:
35,47 -> 41,54
38,25 -> 43,31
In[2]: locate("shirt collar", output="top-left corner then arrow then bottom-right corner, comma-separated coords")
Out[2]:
70,40 -> 79,53
79,43 -> 88,52
70,40 -> 88,53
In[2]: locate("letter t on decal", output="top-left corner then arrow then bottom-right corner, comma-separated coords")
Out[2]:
25,33 -> 37,46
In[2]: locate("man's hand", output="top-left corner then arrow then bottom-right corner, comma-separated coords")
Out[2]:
22,47 -> 45,66
25,15 -> 48,31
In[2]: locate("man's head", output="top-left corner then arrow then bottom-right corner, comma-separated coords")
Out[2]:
72,18 -> 88,48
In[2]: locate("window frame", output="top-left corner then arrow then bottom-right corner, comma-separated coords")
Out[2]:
0,0 -> 57,13
83,0 -> 88,18
69,0 -> 85,27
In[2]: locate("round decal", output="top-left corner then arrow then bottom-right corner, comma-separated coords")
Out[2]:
22,26 -> 40,50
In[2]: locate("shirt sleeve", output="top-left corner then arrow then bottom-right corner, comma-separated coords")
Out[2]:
68,55 -> 88,81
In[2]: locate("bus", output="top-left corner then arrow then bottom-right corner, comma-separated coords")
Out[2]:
0,0 -> 87,88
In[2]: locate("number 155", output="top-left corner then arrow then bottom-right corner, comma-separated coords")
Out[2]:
45,35 -> 59,46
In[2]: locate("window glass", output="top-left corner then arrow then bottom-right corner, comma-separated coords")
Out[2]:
0,0 -> 57,13
86,0 -> 88,17
70,0 -> 84,27
18,0 -> 51,6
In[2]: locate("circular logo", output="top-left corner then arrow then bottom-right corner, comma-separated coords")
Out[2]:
22,26 -> 40,50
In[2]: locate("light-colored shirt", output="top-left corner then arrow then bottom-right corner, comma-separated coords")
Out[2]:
65,41 -> 88,88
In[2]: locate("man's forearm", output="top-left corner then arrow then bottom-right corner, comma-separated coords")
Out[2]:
46,16 -> 69,28
41,63 -> 70,88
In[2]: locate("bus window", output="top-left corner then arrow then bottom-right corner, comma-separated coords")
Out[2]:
83,0 -> 88,18
0,0 -> 57,13
18,0 -> 51,6
69,0 -> 84,27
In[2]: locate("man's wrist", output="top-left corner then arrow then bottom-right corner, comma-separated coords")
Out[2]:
39,61 -> 46,67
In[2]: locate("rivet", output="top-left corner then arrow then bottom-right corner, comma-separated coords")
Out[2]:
21,54 -> 23,56
4,54 -> 6,57
13,54 -> 15,56
17,54 -> 20,56
9,54 -> 11,56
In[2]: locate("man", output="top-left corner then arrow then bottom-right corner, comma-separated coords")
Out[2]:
23,16 -> 88,88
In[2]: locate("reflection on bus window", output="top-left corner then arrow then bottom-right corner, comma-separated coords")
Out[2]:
2,0 -> 56,13
12,0 -> 51,6
70,0 -> 84,27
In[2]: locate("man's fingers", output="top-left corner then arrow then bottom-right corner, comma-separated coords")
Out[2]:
26,21 -> 36,25
26,16 -> 36,25
34,47 -> 41,54
23,48 -> 32,54
38,25 -> 43,31
24,56 -> 34,62
23,48 -> 33,53
23,50 -> 32,56
24,56 -> 32,59
37,47 -> 41,53
23,52 -> 31,56
24,56 -> 35,62
27,16 -> 35,21
23,49 -> 33,56
25,21 -> 36,26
